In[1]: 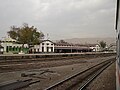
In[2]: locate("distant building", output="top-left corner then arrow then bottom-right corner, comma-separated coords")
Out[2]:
89,44 -> 100,52
30,40 -> 54,53
31,40 -> 93,53
1,37 -> 29,54
54,43 -> 92,53
0,45 -> 4,54
107,43 -> 116,52
0,37 -> 103,54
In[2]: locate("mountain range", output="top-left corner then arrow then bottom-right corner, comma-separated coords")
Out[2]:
55,37 -> 116,45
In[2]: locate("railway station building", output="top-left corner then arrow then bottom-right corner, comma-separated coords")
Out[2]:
0,37 -> 101,54
0,45 -> 4,54
89,44 -> 100,52
30,40 -> 54,53
0,37 -> 29,54
54,43 -> 92,53
30,40 -> 94,53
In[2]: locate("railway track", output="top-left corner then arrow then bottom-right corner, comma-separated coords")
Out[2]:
45,58 -> 115,90
0,57 -> 115,90
0,56 -> 115,73
0,53 -> 115,65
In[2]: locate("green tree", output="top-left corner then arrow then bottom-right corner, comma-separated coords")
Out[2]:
99,41 -> 107,51
8,23 -> 44,47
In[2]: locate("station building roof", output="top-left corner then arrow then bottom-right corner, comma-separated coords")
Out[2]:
1,37 -> 16,42
40,40 -> 54,44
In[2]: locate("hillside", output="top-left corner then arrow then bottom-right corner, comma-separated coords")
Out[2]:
56,37 -> 116,45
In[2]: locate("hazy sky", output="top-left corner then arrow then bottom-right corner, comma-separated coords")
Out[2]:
0,0 -> 116,40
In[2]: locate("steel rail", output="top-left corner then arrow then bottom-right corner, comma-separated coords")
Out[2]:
78,59 -> 115,90
45,58 -> 115,90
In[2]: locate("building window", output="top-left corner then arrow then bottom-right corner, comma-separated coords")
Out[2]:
19,47 -> 21,51
47,43 -> 49,45
51,47 -> 53,52
9,46 -> 12,51
42,47 -> 44,52
15,47 -> 17,51
51,44 -> 53,45
13,46 -> 15,51
6,46 -> 9,52
47,47 -> 49,52
16,46 -> 19,51
34,49 -> 36,52
42,43 -> 44,45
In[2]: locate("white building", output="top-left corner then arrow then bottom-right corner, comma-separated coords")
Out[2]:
0,45 -> 4,54
1,37 -> 28,54
89,44 -> 100,52
31,40 -> 54,53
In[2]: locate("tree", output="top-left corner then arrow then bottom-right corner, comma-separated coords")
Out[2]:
57,40 -> 69,44
99,41 -> 107,51
7,23 -> 44,47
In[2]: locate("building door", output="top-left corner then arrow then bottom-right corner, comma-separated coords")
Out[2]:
51,47 -> 53,52
47,47 -> 49,52
6,46 -> 9,52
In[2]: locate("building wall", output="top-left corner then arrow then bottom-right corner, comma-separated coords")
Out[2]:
32,40 -> 54,53
1,42 -> 28,54
90,45 -> 100,52
41,41 -> 54,52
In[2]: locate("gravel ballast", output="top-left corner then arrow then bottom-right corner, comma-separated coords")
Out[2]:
86,61 -> 116,90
